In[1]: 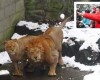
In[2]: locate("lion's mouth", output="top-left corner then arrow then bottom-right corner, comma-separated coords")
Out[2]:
9,52 -> 15,55
32,58 -> 41,62
34,59 -> 41,62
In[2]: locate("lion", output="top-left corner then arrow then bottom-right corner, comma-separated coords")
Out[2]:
43,16 -> 72,66
25,16 -> 72,76
25,35 -> 59,76
4,36 -> 37,76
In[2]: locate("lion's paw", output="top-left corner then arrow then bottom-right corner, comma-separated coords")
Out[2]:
48,71 -> 56,76
12,72 -> 23,76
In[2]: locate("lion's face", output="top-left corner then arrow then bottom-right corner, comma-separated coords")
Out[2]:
26,45 -> 44,63
5,40 -> 18,54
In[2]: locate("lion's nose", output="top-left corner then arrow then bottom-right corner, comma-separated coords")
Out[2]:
34,57 -> 37,60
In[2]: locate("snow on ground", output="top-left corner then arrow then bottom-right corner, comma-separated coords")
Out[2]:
1,21 -> 100,80
0,70 -> 9,75
0,51 -> 11,64
63,29 -> 100,52
83,72 -> 100,80
65,21 -> 75,29
17,21 -> 49,32
0,51 -> 11,75
17,21 -> 40,30
63,28 -> 100,80
63,56 -> 100,72
11,33 -> 27,39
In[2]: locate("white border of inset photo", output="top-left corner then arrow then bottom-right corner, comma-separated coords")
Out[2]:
74,2 -> 100,28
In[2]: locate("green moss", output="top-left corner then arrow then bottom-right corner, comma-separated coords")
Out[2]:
0,11 -> 24,51
6,11 -> 24,39
46,11 -> 61,20
47,0 -> 63,11
0,27 -> 14,52
25,0 -> 73,21
25,0 -> 36,10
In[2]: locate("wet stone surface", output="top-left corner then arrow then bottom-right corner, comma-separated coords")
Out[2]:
0,63 -> 91,80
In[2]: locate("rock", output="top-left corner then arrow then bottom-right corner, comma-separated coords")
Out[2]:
62,37 -> 100,65
0,74 -> 11,80
15,25 -> 29,35
15,25 -> 43,35
62,38 -> 82,57
28,28 -> 43,35
75,47 -> 100,65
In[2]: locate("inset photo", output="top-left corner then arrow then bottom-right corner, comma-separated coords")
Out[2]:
74,2 -> 100,28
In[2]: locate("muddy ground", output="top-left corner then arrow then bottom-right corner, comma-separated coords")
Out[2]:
0,63 -> 92,80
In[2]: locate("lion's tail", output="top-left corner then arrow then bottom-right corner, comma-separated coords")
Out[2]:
59,15 -> 73,29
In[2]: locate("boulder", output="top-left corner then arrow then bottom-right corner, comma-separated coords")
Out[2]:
62,38 -> 82,57
15,25 -> 43,35
62,37 -> 100,65
75,47 -> 100,65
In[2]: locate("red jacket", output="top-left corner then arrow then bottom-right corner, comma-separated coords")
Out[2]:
83,12 -> 100,28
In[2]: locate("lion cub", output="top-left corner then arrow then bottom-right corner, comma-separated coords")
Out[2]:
5,36 -> 37,76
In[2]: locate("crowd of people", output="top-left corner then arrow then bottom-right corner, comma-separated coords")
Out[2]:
77,6 -> 100,28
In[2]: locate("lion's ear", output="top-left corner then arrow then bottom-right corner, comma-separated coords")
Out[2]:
4,41 -> 8,45
4,39 -> 17,44
3,39 -> 10,45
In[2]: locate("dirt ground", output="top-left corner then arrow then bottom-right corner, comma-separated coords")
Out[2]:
0,63 -> 92,80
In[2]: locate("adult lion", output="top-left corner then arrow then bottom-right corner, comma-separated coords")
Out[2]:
43,16 -> 72,66
25,35 -> 59,76
5,36 -> 37,76
25,16 -> 72,76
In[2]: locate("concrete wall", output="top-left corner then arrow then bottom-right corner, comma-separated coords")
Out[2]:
0,0 -> 25,51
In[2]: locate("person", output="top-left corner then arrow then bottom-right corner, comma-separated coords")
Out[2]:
77,6 -> 100,28
76,9 -> 84,28
81,10 -> 91,28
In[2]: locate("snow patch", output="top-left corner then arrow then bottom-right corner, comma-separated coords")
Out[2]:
83,72 -> 100,80
0,70 -> 9,75
0,51 -> 11,64
11,33 -> 27,39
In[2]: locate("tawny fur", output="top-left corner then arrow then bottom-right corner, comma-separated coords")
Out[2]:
5,36 -> 37,76
25,35 -> 59,76
25,16 -> 72,76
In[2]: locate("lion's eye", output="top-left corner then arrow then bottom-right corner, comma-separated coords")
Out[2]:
30,52 -> 33,54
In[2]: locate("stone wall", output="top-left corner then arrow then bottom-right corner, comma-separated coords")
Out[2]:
0,0 -> 25,51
